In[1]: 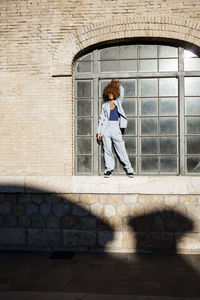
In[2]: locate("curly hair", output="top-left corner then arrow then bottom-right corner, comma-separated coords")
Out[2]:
103,79 -> 120,101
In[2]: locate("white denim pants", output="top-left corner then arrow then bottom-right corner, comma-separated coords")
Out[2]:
102,121 -> 134,174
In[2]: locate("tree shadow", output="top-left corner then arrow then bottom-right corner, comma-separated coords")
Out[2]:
0,186 -> 200,297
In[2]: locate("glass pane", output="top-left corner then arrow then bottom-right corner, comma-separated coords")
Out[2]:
76,137 -> 92,154
139,45 -> 157,58
100,61 -> 117,72
77,81 -> 92,98
122,80 -> 137,97
124,137 -> 136,154
185,97 -> 200,115
186,117 -> 200,134
160,117 -> 178,135
159,78 -> 178,96
77,99 -> 92,116
77,119 -> 92,135
141,157 -> 158,173
159,59 -> 178,72
123,98 -> 136,116
160,137 -> 178,154
139,60 -> 157,72
125,118 -> 136,135
159,46 -> 178,58
119,45 -> 137,59
100,47 -> 117,60
141,137 -> 158,154
184,58 -> 200,71
184,49 -> 197,58
141,118 -> 158,135
160,157 -> 178,174
160,98 -> 178,115
79,53 -> 92,61
140,79 -> 158,97
129,156 -> 137,173
187,157 -> 200,173
187,136 -> 200,154
140,98 -> 158,115
77,156 -> 92,173
119,60 -> 137,72
76,61 -> 92,73
185,78 -> 200,96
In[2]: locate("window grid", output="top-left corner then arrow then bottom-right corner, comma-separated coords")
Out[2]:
74,44 -> 200,175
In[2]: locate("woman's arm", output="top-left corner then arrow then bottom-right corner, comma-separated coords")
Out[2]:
96,106 -> 105,135
117,85 -> 125,104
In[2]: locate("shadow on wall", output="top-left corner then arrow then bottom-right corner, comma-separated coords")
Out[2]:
0,186 -> 200,297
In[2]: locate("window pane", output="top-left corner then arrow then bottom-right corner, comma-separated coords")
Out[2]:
76,61 -> 92,73
139,45 -> 157,58
159,78 -> 178,96
185,78 -> 200,96
77,156 -> 92,173
184,58 -> 200,71
185,97 -> 200,115
184,50 -> 197,58
124,137 -> 136,154
160,137 -> 178,154
160,157 -> 178,174
125,118 -> 136,135
141,137 -> 158,154
77,119 -> 92,135
187,136 -> 200,154
123,98 -> 136,116
119,45 -> 137,59
140,98 -> 158,115
186,117 -> 200,134
79,53 -> 92,61
77,81 -> 92,98
159,59 -> 178,72
100,61 -> 117,72
141,118 -> 158,135
140,79 -> 158,97
160,98 -> 178,115
76,137 -> 92,154
141,157 -> 158,173
77,99 -> 92,116
159,46 -> 178,58
160,117 -> 178,135
122,80 -> 137,97
100,47 -> 117,60
139,60 -> 157,72
187,157 -> 200,173
119,60 -> 137,72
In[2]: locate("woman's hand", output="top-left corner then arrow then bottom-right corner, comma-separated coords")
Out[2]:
97,133 -> 102,141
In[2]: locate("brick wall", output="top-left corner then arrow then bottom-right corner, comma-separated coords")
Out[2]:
1,1 -> 200,175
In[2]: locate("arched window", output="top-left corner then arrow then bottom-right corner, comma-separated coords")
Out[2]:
74,43 -> 200,175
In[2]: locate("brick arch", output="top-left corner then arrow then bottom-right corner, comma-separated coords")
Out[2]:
51,15 -> 200,76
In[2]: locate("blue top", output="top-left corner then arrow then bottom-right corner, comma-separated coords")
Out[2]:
109,105 -> 119,121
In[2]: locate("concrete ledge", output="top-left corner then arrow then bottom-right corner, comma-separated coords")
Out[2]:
0,176 -> 199,194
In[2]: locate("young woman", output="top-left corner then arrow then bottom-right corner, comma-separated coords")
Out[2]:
97,79 -> 134,178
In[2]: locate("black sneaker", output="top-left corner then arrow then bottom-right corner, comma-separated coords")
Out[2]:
104,170 -> 112,178
127,172 -> 134,178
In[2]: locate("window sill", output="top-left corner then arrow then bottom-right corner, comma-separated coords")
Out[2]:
0,175 -> 199,194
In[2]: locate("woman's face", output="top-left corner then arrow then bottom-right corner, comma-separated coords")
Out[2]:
108,92 -> 114,100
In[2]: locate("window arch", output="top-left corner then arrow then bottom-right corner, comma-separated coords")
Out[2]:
74,43 -> 200,175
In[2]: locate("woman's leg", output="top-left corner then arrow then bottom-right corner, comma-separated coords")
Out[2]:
102,127 -> 115,173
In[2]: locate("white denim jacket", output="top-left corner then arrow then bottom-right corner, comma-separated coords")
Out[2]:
96,85 -> 127,136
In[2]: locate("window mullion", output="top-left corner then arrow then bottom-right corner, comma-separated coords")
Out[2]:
93,50 -> 99,174
179,47 -> 185,175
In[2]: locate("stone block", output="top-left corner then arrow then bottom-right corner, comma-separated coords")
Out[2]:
151,216 -> 165,231
130,203 -> 145,216
179,195 -> 198,205
25,203 -> 39,217
90,202 -> 103,217
6,193 -> 17,203
81,216 -> 97,230
52,203 -> 70,217
0,194 -> 6,203
0,228 -> 26,246
116,204 -> 129,217
46,215 -> 61,229
186,204 -> 200,221
123,194 -> 138,204
31,194 -> 45,204
99,195 -> 110,204
32,215 -> 46,228
13,203 -> 24,216
164,195 -> 179,207
18,215 -> 31,227
60,215 -> 80,229
79,194 -> 98,205
63,230 -> 96,246
122,231 -> 136,249
151,195 -> 165,207
72,204 -> 89,216
104,204 -> 116,218
27,229 -> 61,246
109,194 -> 123,205
45,194 -> 60,203
18,194 -> 31,204
40,203 -> 51,217
62,193 -> 79,204
4,215 -> 17,227
0,202 -> 12,216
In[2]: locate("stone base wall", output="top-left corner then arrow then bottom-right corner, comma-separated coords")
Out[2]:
0,193 -> 200,254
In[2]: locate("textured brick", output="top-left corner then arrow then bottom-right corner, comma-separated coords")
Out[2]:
63,230 -> 96,246
0,228 -> 26,246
